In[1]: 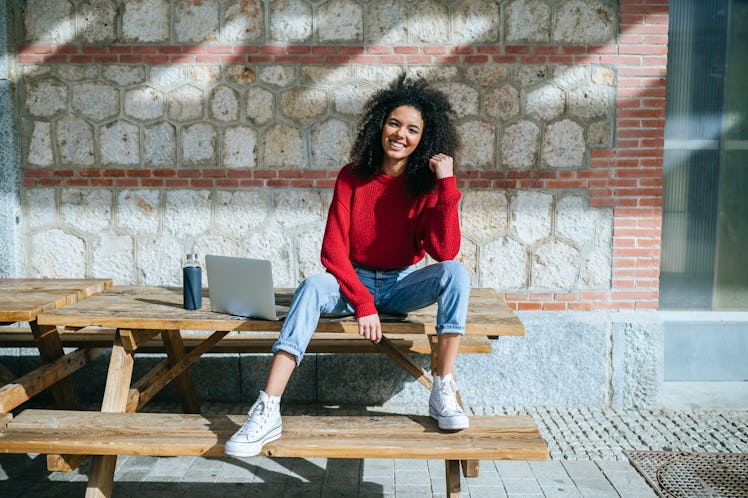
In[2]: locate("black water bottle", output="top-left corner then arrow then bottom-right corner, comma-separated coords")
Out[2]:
183,253 -> 202,310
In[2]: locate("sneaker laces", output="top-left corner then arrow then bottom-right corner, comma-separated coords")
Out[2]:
437,376 -> 463,413
237,397 -> 276,436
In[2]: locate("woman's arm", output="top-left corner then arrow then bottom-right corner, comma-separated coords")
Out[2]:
419,154 -> 462,261
320,167 -> 378,318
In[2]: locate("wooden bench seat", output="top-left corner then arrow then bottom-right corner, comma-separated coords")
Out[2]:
0,326 -> 492,355
0,409 -> 549,496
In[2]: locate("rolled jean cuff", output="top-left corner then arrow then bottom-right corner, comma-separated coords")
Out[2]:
272,341 -> 304,366
435,325 -> 465,336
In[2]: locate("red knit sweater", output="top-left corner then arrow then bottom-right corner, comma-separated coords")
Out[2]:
320,164 -> 462,317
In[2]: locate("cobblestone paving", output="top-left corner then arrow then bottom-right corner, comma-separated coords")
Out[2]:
2,402 -> 746,497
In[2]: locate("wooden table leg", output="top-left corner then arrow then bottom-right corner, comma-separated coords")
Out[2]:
377,335 -> 433,389
445,459 -> 461,497
161,330 -> 201,414
29,321 -> 80,409
86,330 -> 135,498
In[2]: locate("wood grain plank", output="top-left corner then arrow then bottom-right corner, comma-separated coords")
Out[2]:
0,328 -> 494,355
0,279 -> 112,322
0,347 -> 103,412
86,331 -> 135,498
0,410 -> 549,461
160,330 -> 201,414
29,322 -> 80,410
36,287 -> 524,337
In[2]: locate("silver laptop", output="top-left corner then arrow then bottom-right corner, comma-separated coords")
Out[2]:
205,255 -> 278,320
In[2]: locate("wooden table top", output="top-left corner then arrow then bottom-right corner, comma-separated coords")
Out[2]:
37,286 -> 524,337
0,278 -> 113,323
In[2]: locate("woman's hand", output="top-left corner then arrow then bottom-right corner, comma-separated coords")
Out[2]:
357,313 -> 382,343
429,153 -> 454,180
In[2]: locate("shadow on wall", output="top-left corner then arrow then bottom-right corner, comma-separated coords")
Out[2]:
1,350 -> 420,405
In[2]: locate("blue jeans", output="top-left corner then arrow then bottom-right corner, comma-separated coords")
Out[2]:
273,260 -> 471,365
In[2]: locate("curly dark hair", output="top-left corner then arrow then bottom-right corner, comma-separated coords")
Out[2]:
349,74 -> 460,199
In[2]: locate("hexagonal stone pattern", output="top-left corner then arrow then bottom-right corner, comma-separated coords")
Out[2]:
222,0 -> 264,42
103,65 -> 146,86
24,188 -> 57,230
25,79 -> 67,118
511,191 -> 553,245
460,191 -> 508,242
14,2 -> 629,301
480,237 -> 528,289
100,121 -> 140,165
181,123 -> 216,165
543,119 -> 586,168
280,87 -> 328,123
122,0 -> 169,43
568,86 -> 611,119
311,119 -> 351,169
453,0 -> 500,44
29,229 -> 86,278
457,120 -> 496,169
72,82 -> 120,122
533,239 -> 580,290
27,121 -> 54,166
175,0 -> 219,43
410,0 -> 449,43
78,0 -> 118,43
245,87 -> 274,124
223,126 -> 257,168
214,190 -> 270,239
366,0 -> 408,44
164,190 -> 212,237
502,121 -> 540,170
116,189 -> 161,234
23,0 -> 75,43
23,185 -> 615,295
56,115 -> 95,165
61,188 -> 112,233
210,85 -> 240,122
263,124 -> 304,168
526,85 -> 565,121
505,0 -> 551,42
439,82 -> 479,118
57,65 -> 99,82
269,0 -> 312,42
485,84 -> 520,120
554,0 -> 617,44
168,85 -> 205,122
316,0 -> 363,42
92,233 -> 135,285
144,122 -> 176,166
124,87 -> 165,121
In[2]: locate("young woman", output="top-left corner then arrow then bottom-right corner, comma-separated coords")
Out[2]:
225,74 -> 471,457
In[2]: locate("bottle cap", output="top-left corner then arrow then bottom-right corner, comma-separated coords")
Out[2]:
186,253 -> 198,261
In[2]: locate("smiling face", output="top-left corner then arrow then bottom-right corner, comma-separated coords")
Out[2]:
380,105 -> 424,176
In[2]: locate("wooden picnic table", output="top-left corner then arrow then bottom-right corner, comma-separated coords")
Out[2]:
0,278 -> 112,410
28,285 -> 527,497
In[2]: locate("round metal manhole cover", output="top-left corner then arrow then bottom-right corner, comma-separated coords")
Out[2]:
655,453 -> 748,498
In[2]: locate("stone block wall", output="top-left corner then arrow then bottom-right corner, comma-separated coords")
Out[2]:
7,0 -> 666,311
1,0 -> 669,408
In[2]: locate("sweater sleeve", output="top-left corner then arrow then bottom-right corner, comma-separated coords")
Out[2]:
320,167 -> 378,317
418,175 -> 463,261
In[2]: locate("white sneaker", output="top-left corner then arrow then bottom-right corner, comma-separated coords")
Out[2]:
225,391 -> 282,457
429,373 -> 469,430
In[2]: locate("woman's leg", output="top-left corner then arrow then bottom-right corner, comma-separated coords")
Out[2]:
264,350 -> 297,397
225,273 -> 351,457
377,261 -> 471,430
436,333 -> 462,378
